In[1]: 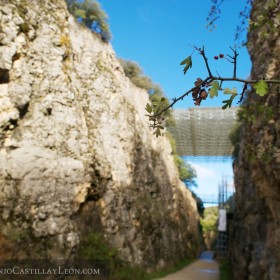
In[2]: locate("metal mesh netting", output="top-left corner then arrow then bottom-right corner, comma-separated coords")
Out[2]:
168,107 -> 238,160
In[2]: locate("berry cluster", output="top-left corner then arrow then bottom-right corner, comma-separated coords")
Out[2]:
214,54 -> 224,60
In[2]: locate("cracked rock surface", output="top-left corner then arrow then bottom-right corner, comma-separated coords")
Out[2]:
0,0 -> 200,269
230,0 -> 280,279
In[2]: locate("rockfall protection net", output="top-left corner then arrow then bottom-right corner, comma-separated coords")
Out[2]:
168,107 -> 239,161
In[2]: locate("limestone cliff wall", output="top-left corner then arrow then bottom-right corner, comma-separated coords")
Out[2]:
230,0 -> 280,279
0,0 -> 200,269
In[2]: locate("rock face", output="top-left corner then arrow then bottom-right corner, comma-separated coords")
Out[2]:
0,0 -> 200,269
230,0 -> 280,279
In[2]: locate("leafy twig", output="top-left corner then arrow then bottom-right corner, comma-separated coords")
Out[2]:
145,46 -> 280,132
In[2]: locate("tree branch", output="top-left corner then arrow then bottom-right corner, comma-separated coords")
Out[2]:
146,46 -> 280,130
238,83 -> 248,104
197,46 -> 213,77
230,47 -> 239,78
152,76 -> 278,118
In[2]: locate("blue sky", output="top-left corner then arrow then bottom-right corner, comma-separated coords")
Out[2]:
188,160 -> 234,201
100,0 -> 252,108
98,0 -> 251,199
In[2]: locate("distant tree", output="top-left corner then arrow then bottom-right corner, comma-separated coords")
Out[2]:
200,206 -> 218,249
167,132 -> 197,187
119,58 -> 175,131
182,162 -> 198,187
66,0 -> 111,42
175,156 -> 197,187
191,192 -> 205,215
201,206 -> 218,233
118,59 -> 153,91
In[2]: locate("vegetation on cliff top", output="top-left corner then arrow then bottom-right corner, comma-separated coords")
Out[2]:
166,132 -> 197,187
118,57 -> 174,128
66,0 -> 111,42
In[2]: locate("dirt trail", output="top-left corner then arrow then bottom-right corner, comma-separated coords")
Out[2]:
155,251 -> 219,280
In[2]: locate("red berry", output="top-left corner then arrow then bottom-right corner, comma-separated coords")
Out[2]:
214,56 -> 219,60
219,54 -> 224,58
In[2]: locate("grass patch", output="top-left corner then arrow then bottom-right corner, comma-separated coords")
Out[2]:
78,232 -> 147,280
79,233 -> 194,280
219,260 -> 230,280
146,258 -> 194,280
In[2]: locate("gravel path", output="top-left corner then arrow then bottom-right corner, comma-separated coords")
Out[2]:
155,251 -> 219,280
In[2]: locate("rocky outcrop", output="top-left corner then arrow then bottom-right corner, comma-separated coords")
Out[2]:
0,0 -> 200,269
230,0 -> 280,279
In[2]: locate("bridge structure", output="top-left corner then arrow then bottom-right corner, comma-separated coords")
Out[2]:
198,194 -> 220,204
167,107 -> 239,161
197,186 -> 235,205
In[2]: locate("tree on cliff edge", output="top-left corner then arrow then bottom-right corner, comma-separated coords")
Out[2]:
66,0 -> 111,42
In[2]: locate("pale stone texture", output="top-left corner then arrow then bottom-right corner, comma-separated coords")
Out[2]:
0,0 -> 200,268
229,0 -> 280,279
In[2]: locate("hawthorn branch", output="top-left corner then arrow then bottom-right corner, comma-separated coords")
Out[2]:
152,76 -> 279,118
197,46 -> 213,77
156,77 -> 212,116
210,77 -> 279,84
148,46 -> 280,124
230,47 -> 238,78
238,83 -> 248,104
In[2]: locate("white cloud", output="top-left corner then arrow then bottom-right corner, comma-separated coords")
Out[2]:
188,161 -> 234,196
192,163 -> 216,180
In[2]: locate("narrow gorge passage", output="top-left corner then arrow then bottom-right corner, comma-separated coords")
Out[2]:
0,0 -> 279,279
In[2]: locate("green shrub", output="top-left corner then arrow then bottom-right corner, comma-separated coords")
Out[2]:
66,0 -> 111,42
229,123 -> 241,159
118,59 -> 153,90
119,58 -> 175,127
78,232 -> 147,280
191,191 -> 205,215
201,206 -> 218,232
219,260 -> 230,280
200,206 -> 218,249
79,232 -> 117,260
166,132 -> 197,187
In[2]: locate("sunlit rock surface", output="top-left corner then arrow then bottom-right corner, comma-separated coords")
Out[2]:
0,0 -> 200,269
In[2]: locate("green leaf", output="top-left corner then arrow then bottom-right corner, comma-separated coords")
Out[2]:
160,97 -> 166,102
223,87 -> 238,95
209,81 -> 221,98
180,56 -> 192,75
153,127 -> 161,137
222,94 -> 237,110
222,103 -> 228,110
152,101 -> 160,113
74,9 -> 86,19
145,103 -> 152,114
89,14 -> 97,20
180,56 -> 191,65
253,79 -> 268,96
